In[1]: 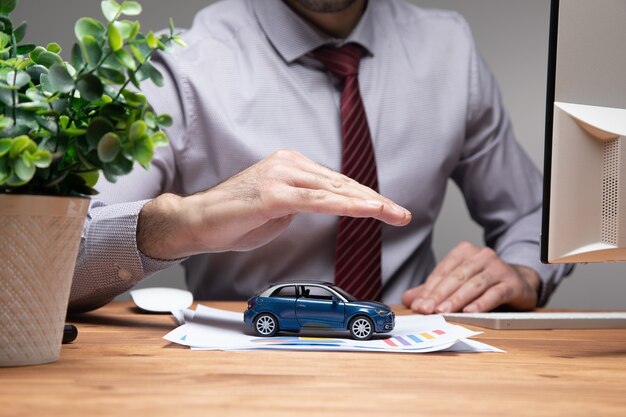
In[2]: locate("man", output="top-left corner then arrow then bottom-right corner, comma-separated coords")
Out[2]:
70,0 -> 571,313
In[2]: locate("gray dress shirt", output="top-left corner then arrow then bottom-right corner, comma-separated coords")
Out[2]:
69,0 -> 571,312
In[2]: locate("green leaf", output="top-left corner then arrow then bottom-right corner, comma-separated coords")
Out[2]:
51,98 -> 68,113
156,114 -> 173,128
0,16 -> 12,32
101,0 -> 121,22
129,120 -> 146,141
130,136 -> 153,165
70,43 -> 84,70
0,160 -> 10,184
129,20 -> 140,39
35,115 -> 57,133
121,89 -> 146,107
97,131 -> 121,162
79,170 -> 100,187
80,35 -> 102,68
113,20 -> 138,40
37,51 -> 63,68
157,34 -> 174,53
98,66 -> 125,84
29,46 -> 46,62
150,131 -> 168,147
25,65 -> 47,84
46,42 -> 62,54
148,64 -> 163,87
0,137 -> 11,156
104,152 -> 133,176
76,73 -> 104,101
9,136 -> 36,159
13,20 -> 27,43
120,1 -> 142,16
128,69 -> 140,89
0,116 -> 13,130
16,43 -> 36,55
144,111 -> 156,129
6,70 -> 30,88
86,117 -> 114,150
146,31 -> 158,49
14,157 -> 35,182
0,87 -> 14,106
129,44 -> 145,64
169,17 -> 175,35
48,64 -> 74,94
108,22 -> 123,51
39,73 -> 55,94
114,48 -> 136,70
0,0 -> 16,15
0,31 -> 9,48
59,115 -> 69,129
30,149 -> 52,168
25,86 -> 45,102
75,17 -> 106,41
173,35 -> 187,48
100,103 -> 125,121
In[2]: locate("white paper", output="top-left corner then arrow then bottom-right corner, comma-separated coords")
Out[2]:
163,305 -> 503,353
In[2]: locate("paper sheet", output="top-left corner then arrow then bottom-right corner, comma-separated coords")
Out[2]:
163,305 -> 503,353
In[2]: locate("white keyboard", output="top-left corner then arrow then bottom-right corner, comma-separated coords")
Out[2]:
443,312 -> 626,329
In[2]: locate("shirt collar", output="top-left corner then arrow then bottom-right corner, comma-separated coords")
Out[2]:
251,0 -> 377,64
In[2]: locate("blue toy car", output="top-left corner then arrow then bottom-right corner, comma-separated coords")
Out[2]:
243,281 -> 395,340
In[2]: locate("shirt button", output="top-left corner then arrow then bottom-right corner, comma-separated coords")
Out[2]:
117,269 -> 132,280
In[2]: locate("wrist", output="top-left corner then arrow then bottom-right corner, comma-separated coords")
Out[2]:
137,193 -> 189,260
510,264 -> 542,303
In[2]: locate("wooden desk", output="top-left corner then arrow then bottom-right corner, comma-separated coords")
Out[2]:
1,302 -> 625,417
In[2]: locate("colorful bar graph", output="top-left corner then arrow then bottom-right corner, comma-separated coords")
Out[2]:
384,338 -> 397,347
395,336 -> 411,346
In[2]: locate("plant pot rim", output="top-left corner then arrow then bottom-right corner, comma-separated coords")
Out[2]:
0,194 -> 90,217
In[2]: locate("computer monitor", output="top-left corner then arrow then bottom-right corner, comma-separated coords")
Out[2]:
541,0 -> 626,264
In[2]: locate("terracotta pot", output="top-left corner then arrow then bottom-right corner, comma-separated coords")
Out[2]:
0,194 -> 89,366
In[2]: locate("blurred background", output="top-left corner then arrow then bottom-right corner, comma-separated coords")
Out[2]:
13,0 -> 625,309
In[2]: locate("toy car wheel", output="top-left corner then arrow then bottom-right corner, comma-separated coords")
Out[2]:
349,316 -> 374,340
254,313 -> 279,337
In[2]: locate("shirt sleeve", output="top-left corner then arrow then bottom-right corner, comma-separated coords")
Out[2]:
68,52 -> 189,313
450,37 -> 573,306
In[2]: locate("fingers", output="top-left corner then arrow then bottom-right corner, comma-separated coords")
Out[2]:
263,183 -> 409,226
462,283 -> 512,313
404,242 -> 480,312
406,242 -> 539,314
259,150 -> 412,226
428,247 -> 499,313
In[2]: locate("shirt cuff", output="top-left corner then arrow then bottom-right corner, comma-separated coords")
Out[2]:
85,199 -> 185,284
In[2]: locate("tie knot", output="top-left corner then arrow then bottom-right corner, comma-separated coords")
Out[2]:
313,43 -> 364,79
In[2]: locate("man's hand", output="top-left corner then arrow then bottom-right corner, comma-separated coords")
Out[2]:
402,241 -> 541,314
137,150 -> 412,259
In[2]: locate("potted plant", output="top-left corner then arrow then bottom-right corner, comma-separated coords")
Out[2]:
0,0 -> 184,366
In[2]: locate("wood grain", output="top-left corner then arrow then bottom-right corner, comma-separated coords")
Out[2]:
0,302 -> 625,417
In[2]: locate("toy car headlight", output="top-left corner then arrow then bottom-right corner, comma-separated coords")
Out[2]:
376,309 -> 391,317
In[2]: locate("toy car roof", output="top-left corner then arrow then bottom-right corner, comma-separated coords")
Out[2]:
267,280 -> 335,287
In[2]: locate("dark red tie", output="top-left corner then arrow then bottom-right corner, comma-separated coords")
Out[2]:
314,43 -> 382,301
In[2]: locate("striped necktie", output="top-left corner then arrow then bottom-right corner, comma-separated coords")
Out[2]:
313,43 -> 382,301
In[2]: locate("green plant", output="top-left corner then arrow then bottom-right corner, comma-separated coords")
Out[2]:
0,0 -> 185,195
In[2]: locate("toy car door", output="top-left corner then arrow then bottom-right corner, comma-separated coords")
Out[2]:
295,285 -> 345,329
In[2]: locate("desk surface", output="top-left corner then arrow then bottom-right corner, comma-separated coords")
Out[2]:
1,302 -> 625,417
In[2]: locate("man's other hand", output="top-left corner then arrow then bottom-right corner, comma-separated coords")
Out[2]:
402,241 -> 541,313
137,150 -> 411,259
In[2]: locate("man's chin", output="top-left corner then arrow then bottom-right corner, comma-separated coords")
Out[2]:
291,0 -> 359,13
